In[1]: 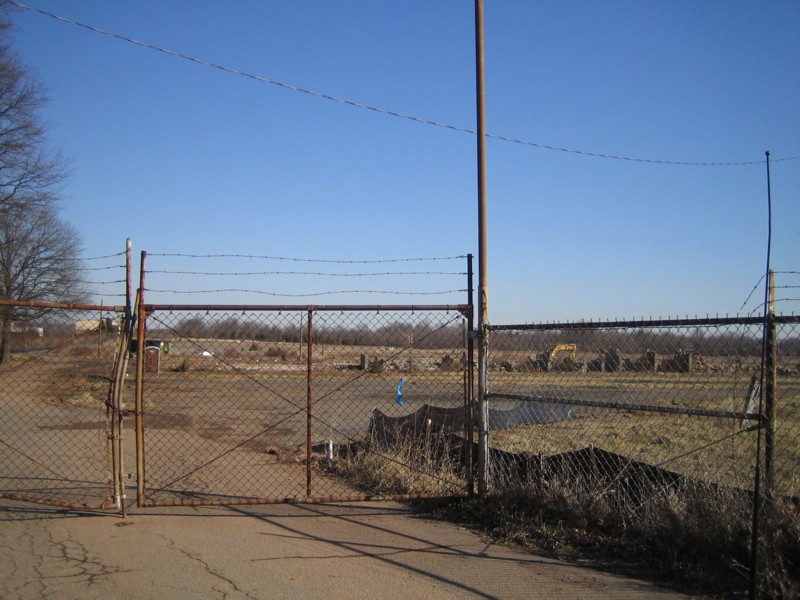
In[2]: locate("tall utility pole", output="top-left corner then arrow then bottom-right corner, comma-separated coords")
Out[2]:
475,0 -> 490,494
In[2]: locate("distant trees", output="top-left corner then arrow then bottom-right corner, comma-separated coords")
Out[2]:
0,14 -> 86,363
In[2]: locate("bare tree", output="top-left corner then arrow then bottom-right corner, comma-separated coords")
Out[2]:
0,12 -> 85,363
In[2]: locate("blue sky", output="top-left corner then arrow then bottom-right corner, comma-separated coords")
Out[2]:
8,1 -> 800,322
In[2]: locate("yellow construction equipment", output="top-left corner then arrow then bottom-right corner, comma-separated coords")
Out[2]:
550,344 -> 577,361
531,344 -> 578,371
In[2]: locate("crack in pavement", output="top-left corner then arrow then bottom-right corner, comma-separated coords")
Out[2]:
152,532 -> 260,600
0,521 -> 128,600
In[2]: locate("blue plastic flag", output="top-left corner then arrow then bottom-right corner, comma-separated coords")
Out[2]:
396,378 -> 405,406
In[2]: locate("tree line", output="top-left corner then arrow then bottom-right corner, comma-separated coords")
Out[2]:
0,10 -> 86,363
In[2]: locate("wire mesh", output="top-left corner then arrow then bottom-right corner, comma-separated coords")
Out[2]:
0,304 -> 123,508
486,318 -> 800,498
138,307 -> 471,505
486,316 -> 800,596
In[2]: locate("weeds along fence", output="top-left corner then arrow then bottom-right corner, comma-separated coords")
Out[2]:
484,315 -> 800,498
484,314 -> 800,596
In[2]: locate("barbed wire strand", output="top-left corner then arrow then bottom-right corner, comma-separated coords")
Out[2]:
11,1 -> 800,168
145,288 -> 466,297
82,251 -> 126,261
739,275 -> 767,313
83,264 -> 125,272
147,269 -> 465,277
77,279 -> 127,286
149,253 -> 466,263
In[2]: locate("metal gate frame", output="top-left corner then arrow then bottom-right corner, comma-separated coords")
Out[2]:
131,303 -> 475,507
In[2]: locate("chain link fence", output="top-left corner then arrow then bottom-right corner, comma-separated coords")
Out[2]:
485,316 -> 799,497
0,301 -> 124,509
136,306 -> 472,506
483,315 -> 800,595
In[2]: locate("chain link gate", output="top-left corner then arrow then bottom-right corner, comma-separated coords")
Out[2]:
0,300 -> 128,510
132,305 -> 474,507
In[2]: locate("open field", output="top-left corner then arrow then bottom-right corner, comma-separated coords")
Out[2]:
487,369 -> 800,495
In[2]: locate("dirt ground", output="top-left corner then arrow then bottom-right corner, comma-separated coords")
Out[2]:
0,497 -> 695,600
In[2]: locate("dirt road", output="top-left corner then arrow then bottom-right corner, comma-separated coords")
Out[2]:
0,498 -> 692,599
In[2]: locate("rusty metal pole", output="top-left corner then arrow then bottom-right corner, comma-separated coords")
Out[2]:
120,238 -> 133,517
109,343 -> 121,511
466,254 -> 475,496
306,308 -> 314,497
475,0 -> 491,495
135,251 -> 147,507
125,238 -> 132,314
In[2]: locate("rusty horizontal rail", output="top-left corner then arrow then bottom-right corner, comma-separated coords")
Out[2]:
489,392 -> 763,422
0,492 -> 116,511
0,298 -> 126,312
142,303 -> 471,314
141,493 -> 462,508
488,314 -> 800,331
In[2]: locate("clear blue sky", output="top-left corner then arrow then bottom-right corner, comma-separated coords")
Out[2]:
8,1 -> 800,322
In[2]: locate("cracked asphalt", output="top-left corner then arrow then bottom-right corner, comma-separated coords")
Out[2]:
0,498 -> 693,599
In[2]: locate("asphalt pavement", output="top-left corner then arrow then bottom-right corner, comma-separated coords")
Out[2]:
0,498 -> 694,599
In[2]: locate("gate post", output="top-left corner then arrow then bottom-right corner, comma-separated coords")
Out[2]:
465,254 -> 475,496
135,251 -> 147,507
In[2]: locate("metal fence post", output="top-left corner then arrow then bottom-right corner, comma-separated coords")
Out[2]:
135,251 -> 147,507
764,271 -> 776,495
466,254 -> 475,496
306,308 -> 314,497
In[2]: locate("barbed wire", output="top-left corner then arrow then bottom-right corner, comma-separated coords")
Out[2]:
739,275 -> 767,312
12,1 -> 800,168
91,293 -> 125,300
744,298 -> 800,318
83,264 -> 125,272
149,253 -> 466,263
82,251 -> 126,261
77,279 -> 126,286
740,274 -> 800,314
147,269 -> 465,277
144,287 -> 466,297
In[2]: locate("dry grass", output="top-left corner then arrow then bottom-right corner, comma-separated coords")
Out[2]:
324,433 -> 465,497
426,469 -> 799,598
488,369 -> 800,496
